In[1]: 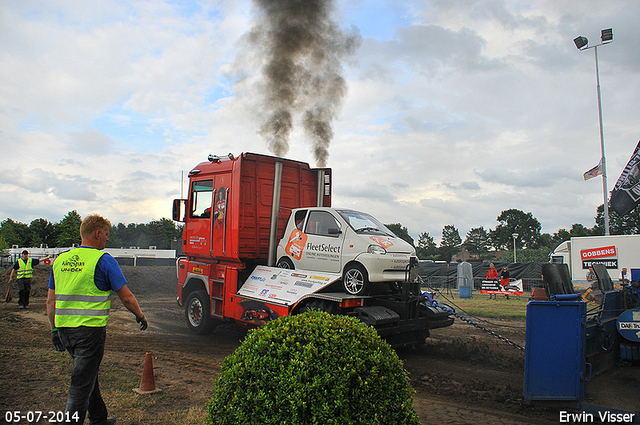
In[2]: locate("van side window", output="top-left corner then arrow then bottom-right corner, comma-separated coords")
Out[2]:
190,180 -> 214,218
305,211 -> 340,237
294,210 -> 307,230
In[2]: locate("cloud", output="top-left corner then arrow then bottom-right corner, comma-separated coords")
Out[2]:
67,130 -> 115,155
0,167 -> 98,201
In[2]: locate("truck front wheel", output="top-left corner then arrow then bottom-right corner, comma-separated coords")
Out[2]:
342,264 -> 371,296
185,290 -> 215,334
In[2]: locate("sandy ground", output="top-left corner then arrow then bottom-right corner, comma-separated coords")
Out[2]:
1,265 -> 639,424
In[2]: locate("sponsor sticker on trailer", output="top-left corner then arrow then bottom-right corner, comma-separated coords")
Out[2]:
580,245 -> 617,260
236,266 -> 341,305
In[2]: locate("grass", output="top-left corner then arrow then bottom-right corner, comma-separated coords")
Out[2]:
427,289 -> 530,320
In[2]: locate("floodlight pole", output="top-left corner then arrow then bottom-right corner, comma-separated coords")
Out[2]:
594,45 -> 610,236
575,30 -> 612,236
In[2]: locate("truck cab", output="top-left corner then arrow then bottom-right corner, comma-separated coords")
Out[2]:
276,207 -> 419,295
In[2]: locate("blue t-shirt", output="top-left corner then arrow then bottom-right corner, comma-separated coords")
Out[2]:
48,247 -> 128,292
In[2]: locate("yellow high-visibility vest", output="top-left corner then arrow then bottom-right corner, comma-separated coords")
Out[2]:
53,248 -> 111,328
17,258 -> 33,279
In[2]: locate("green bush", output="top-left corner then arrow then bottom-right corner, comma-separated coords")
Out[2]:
207,310 -> 420,425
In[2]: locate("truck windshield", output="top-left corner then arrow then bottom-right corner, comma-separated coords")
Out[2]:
336,209 -> 395,237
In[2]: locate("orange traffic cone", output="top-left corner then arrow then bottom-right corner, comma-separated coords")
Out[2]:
133,352 -> 162,394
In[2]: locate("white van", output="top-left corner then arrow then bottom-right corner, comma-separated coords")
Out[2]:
275,207 -> 419,295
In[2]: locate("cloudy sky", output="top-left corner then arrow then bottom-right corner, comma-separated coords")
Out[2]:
1,0 -> 639,243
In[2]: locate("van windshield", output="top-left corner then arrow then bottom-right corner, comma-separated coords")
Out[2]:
336,209 -> 395,237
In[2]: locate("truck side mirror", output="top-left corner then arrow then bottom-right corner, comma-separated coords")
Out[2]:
173,199 -> 186,222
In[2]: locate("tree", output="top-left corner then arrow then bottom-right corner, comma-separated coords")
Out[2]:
594,204 -> 640,235
0,235 -> 9,253
552,228 -> 571,247
106,219 -> 181,249
29,218 -> 57,247
502,246 -> 552,263
537,233 -> 553,249
415,232 -> 437,259
489,209 -> 542,250
439,225 -> 461,262
0,218 -> 30,247
148,218 -> 181,249
463,227 -> 489,255
385,223 -> 414,246
569,223 -> 592,237
56,210 -> 82,247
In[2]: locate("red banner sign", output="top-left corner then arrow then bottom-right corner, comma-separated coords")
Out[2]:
580,245 -> 617,260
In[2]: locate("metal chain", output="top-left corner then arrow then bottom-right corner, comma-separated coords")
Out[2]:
427,298 -> 526,351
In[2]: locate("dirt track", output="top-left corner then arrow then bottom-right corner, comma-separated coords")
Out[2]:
1,265 -> 639,424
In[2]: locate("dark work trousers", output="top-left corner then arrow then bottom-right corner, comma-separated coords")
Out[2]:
58,326 -> 109,425
16,278 -> 31,307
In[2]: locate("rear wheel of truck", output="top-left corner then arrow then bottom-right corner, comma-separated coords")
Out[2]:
276,257 -> 294,269
185,290 -> 216,334
342,264 -> 371,296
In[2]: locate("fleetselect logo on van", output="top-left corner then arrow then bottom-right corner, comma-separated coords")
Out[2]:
580,245 -> 617,260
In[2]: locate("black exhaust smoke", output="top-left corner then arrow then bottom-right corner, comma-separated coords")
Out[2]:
250,0 -> 360,167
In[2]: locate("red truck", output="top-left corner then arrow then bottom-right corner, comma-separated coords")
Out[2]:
173,152 -> 453,347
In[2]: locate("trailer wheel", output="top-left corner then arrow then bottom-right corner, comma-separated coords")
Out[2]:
342,264 -> 370,296
276,257 -> 294,269
185,290 -> 215,334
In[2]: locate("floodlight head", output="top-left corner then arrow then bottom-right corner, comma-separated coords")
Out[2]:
601,28 -> 613,43
574,36 -> 588,50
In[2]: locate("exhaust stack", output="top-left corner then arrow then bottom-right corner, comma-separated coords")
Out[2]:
267,160 -> 284,266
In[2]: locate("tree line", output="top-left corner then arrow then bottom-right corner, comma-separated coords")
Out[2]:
386,204 -> 640,263
0,211 -> 183,251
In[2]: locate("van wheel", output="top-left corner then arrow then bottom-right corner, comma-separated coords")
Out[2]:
276,257 -> 294,269
342,264 -> 370,296
185,290 -> 215,334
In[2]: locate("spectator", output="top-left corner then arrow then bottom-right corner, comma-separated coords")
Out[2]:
619,267 -> 630,285
485,263 -> 499,300
500,266 -> 510,300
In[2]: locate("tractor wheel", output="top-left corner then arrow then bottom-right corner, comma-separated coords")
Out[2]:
185,290 -> 216,334
342,263 -> 371,296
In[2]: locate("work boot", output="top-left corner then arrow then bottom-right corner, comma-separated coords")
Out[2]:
106,417 -> 116,425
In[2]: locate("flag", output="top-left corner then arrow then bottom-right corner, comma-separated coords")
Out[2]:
583,160 -> 603,181
610,140 -> 640,217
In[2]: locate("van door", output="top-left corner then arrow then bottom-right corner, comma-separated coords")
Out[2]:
298,210 -> 343,273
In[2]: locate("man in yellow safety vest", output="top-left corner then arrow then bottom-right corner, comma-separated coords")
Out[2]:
8,250 -> 50,309
46,214 -> 148,425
